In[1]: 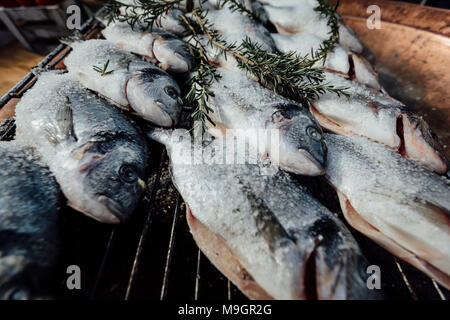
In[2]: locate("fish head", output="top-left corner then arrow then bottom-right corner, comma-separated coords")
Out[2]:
69,136 -> 149,223
400,113 -> 448,174
0,255 -> 32,300
126,67 -> 183,126
157,8 -> 186,36
300,217 -> 383,300
267,104 -> 327,175
153,36 -> 193,73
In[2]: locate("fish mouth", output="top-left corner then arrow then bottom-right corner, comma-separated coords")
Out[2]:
279,148 -> 325,176
153,40 -> 191,73
172,53 -> 191,72
97,195 -> 130,223
67,199 -> 120,224
154,101 -> 175,127
303,246 -> 378,300
300,150 -> 325,175
160,53 -> 190,73
126,75 -> 176,126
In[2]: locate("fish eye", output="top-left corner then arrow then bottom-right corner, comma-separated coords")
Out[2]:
119,165 -> 138,183
306,126 -> 322,141
164,86 -> 178,99
6,288 -> 30,300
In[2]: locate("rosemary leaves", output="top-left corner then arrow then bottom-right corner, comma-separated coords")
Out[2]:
313,0 -> 341,63
92,59 -> 114,76
104,0 -> 349,131
105,0 -> 182,30
184,8 -> 349,101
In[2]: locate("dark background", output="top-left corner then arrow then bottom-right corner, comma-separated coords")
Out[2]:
403,0 -> 450,9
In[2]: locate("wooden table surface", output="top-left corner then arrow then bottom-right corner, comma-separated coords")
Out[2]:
0,42 -> 44,96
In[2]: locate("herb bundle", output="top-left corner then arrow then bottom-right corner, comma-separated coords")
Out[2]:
105,0 -> 348,131
180,11 -> 221,132
182,8 -> 348,102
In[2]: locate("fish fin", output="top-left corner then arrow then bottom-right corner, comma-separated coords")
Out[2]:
56,98 -> 77,141
42,124 -> 60,146
186,206 -> 274,300
336,190 -> 450,290
43,97 -> 77,145
0,117 -> 15,140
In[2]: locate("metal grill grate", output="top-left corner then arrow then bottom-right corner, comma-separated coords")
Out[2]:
0,9 -> 448,301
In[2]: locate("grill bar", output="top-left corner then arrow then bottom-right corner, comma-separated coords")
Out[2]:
432,280 -> 446,300
90,227 -> 117,299
125,149 -> 167,300
394,257 -> 418,300
160,194 -> 182,300
194,249 -> 202,300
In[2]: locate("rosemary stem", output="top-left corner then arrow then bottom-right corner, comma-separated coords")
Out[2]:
192,11 -> 254,66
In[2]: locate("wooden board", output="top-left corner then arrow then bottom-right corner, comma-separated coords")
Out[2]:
333,0 -> 450,158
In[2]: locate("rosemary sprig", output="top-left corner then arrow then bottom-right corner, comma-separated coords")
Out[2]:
104,1 -> 348,132
185,60 -> 219,132
105,0 -> 182,30
188,9 -> 250,64
216,0 -> 261,22
93,59 -> 114,76
187,9 -> 349,101
313,0 -> 341,63
237,39 -> 349,101
180,12 -> 220,132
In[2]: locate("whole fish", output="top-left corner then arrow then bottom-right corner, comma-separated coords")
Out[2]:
0,141 -> 61,300
148,128 -> 382,300
64,39 -> 183,126
325,134 -> 450,289
200,68 -> 327,176
311,72 -> 447,173
101,20 -> 194,73
15,72 -> 150,224
271,32 -> 380,90
260,0 -> 364,53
